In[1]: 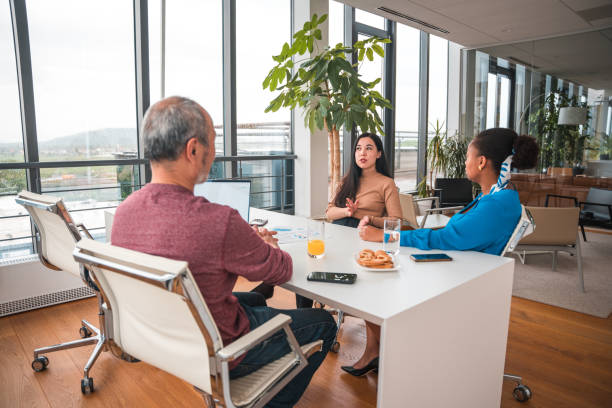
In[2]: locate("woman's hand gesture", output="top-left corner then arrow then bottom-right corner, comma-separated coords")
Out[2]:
358,216 -> 384,242
345,198 -> 360,217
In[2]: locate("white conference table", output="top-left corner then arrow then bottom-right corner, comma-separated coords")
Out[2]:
105,206 -> 514,407
252,208 -> 514,408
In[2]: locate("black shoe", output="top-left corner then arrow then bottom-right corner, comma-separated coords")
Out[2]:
341,357 -> 379,377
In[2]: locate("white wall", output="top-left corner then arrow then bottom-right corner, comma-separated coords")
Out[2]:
293,0 -> 330,217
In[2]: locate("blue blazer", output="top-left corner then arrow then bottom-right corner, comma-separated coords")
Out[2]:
399,189 -> 521,255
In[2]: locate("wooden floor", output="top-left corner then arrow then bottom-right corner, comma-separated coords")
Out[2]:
1,279 -> 611,408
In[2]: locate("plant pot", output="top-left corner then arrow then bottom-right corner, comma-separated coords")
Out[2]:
572,166 -> 585,176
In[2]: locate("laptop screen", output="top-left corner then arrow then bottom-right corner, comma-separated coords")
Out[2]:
193,180 -> 252,222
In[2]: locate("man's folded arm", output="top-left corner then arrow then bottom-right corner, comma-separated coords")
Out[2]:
222,210 -> 292,285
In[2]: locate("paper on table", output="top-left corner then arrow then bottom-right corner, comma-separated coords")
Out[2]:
271,226 -> 307,244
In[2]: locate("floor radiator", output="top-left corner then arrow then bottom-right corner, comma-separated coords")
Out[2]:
0,256 -> 94,317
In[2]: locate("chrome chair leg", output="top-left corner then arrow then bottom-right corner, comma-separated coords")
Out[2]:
33,336 -> 99,359
504,373 -> 532,403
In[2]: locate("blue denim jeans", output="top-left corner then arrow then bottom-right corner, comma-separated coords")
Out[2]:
230,292 -> 336,408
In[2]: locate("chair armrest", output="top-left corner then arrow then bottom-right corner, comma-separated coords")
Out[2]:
76,223 -> 94,239
579,202 -> 612,220
424,206 -> 463,214
218,314 -> 292,362
414,196 -> 439,209
545,194 -> 577,207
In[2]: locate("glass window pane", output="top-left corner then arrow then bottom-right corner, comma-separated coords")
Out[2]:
329,0 -> 344,48
153,0 -> 224,155
394,24 -> 420,192
357,33 -> 384,122
27,0 -> 137,162
486,73 -> 497,129
499,76 -> 510,128
0,170 -> 33,259
236,0 -> 290,155
355,8 -> 385,30
40,163 -> 140,240
0,1 -> 24,161
428,34 -> 448,133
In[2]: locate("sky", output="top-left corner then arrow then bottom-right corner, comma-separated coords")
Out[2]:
1,0 -> 448,146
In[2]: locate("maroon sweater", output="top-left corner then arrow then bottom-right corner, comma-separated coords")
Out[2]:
111,183 -> 292,365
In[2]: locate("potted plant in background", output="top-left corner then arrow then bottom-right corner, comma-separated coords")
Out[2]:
263,13 -> 391,195
529,90 -> 591,172
416,120 -> 469,198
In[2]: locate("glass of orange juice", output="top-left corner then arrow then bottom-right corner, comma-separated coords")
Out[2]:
307,219 -> 325,259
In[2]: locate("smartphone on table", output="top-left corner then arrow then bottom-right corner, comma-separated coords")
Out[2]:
307,271 -> 357,284
410,253 -> 453,262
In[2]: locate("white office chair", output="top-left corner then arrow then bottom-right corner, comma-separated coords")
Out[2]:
15,191 -> 109,394
398,193 -> 463,230
73,238 -> 322,407
500,204 -> 535,403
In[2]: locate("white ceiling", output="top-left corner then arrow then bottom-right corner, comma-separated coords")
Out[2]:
340,0 -> 612,90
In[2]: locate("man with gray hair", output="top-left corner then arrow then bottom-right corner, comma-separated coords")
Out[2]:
111,96 -> 335,407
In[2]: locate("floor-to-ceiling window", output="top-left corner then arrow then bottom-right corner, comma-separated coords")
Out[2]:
0,0 -> 296,261
428,34 -> 448,133
394,24 -> 420,191
0,0 -> 29,258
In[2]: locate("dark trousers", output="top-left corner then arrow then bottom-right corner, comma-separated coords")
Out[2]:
230,292 -> 336,408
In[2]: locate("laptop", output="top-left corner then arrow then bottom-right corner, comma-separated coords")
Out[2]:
193,179 -> 252,222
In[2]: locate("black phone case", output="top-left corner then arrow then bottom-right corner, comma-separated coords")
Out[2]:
307,272 -> 356,284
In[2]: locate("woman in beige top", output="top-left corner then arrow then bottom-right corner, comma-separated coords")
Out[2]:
326,133 -> 402,228
296,134 -> 401,309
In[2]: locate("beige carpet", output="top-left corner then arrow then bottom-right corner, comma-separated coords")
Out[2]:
508,231 -> 612,318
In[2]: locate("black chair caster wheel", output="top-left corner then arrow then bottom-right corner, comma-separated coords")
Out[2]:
32,356 -> 49,372
81,377 -> 94,394
513,384 -> 532,402
331,341 -> 340,353
79,326 -> 93,338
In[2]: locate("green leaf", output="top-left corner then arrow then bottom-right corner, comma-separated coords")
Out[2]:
270,71 -> 279,91
358,48 -> 365,61
366,48 -> 374,61
303,21 -> 312,31
308,110 -> 316,134
311,13 -> 318,25
318,14 -> 328,24
281,43 -> 290,59
346,85 -> 356,101
371,44 -> 384,57
308,37 -> 314,53
351,103 -> 366,113
263,72 -> 272,89
314,29 -> 322,40
315,110 -> 324,130
335,111 -> 344,129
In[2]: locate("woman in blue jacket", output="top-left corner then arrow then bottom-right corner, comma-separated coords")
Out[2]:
342,128 -> 539,376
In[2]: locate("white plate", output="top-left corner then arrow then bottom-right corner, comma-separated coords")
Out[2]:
353,251 -> 400,272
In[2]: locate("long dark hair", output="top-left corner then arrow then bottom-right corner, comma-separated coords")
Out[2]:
471,128 -> 539,174
333,133 -> 391,207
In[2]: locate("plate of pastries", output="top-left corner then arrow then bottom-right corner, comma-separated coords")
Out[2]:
354,249 -> 400,271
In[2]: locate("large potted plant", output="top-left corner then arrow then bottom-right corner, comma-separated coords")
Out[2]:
263,13 -> 391,194
416,121 -> 469,197
529,91 -> 590,171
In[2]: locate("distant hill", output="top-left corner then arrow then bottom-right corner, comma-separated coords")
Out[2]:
0,128 -> 137,152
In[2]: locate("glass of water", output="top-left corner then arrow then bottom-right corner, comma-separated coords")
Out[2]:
383,218 -> 401,255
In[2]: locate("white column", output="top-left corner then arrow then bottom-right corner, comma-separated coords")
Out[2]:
293,0 -> 329,218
